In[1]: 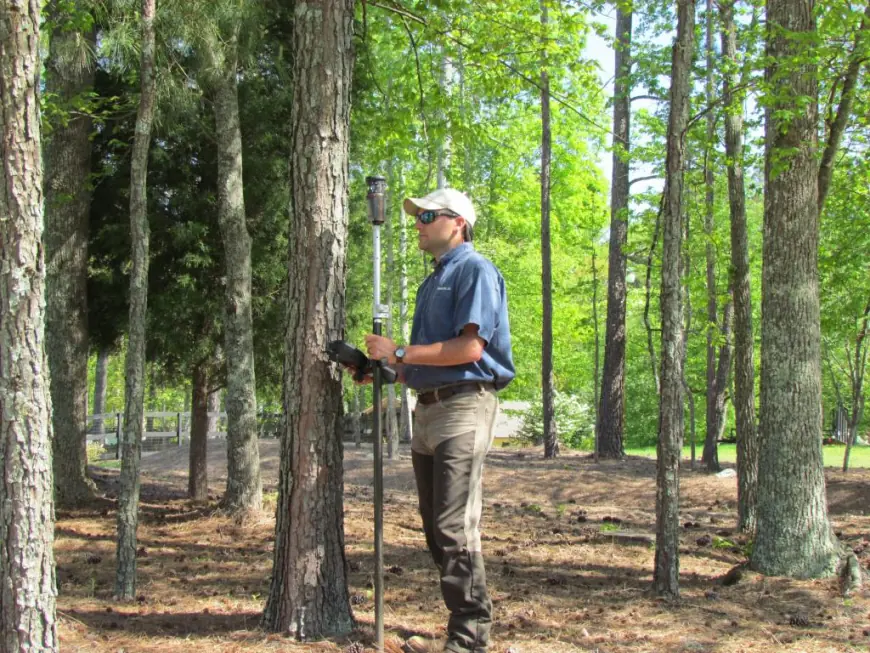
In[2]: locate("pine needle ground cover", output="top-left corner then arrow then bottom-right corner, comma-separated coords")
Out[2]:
56,443 -> 870,652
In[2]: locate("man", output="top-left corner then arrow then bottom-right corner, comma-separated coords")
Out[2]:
362,188 -> 515,653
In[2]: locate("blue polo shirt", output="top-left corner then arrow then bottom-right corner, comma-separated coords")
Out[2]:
404,243 -> 515,392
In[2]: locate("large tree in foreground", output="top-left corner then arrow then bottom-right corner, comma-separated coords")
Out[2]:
262,0 -> 355,637
44,0 -> 98,506
116,0 -> 157,600
654,0 -> 694,600
750,0 -> 838,578
0,0 -> 58,649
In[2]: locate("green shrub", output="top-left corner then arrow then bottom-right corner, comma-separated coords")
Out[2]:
86,441 -> 107,462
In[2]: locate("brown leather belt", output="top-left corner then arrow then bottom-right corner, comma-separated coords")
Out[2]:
416,382 -> 495,405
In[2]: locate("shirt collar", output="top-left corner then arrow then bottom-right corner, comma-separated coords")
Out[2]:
435,242 -> 473,269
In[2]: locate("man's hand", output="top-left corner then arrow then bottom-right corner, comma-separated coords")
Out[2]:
345,366 -> 373,385
364,334 -> 398,364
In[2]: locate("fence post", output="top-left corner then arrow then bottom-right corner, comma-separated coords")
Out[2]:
115,412 -> 122,460
177,412 -> 182,447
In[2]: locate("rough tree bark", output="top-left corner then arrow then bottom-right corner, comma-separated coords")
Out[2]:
189,364 -> 210,501
262,0 -> 355,637
0,1 -> 58,649
597,1 -> 632,458
541,0 -> 558,459
116,0 -> 157,600
702,0 -> 720,473
213,36 -> 262,516
592,247 -> 601,462
44,0 -> 97,506
751,0 -> 838,579
655,0 -> 694,600
719,0 -> 758,533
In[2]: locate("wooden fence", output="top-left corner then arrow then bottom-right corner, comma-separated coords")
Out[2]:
86,411 -> 281,457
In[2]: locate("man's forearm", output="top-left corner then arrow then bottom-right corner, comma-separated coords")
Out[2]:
404,335 -> 484,367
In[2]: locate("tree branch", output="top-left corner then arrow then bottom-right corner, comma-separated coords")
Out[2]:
818,1 -> 870,213
368,0 -> 610,134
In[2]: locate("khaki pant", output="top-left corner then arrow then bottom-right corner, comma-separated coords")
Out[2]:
411,387 -> 498,653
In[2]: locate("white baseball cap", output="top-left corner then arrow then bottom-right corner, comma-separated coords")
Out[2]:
403,188 -> 477,227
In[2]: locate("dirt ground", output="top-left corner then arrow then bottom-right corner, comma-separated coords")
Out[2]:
55,440 -> 870,652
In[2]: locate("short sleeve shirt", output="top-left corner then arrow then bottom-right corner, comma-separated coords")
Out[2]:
404,243 -> 516,392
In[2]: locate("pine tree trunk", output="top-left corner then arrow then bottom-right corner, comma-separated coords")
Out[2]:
541,0 -> 558,459
262,0 -> 355,637
189,365 -> 209,501
719,0 -> 758,533
93,347 -> 110,434
655,0 -> 694,600
751,0 -> 838,579
712,300 -> 734,446
44,2 -> 97,507
843,304 -> 868,472
0,2 -> 58,648
116,0 -> 156,600
597,2 -> 632,459
213,45 -> 262,517
702,0 -> 720,473
146,363 -> 156,432
592,247 -> 601,462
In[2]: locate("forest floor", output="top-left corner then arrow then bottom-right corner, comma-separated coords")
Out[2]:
56,441 -> 870,652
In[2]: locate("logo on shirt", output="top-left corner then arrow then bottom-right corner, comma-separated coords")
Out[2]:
437,286 -> 451,291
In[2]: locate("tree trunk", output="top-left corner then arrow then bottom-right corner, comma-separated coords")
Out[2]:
189,364 -> 209,501
213,44 -> 262,517
817,2 -> 870,213
712,299 -> 734,447
541,0 -> 558,459
93,347 -> 110,434
597,1 -> 632,459
751,0 -> 838,579
702,0 -> 720,473
44,1 -> 97,507
146,363 -> 156,432
720,0 -> 758,533
0,2 -> 58,648
592,246 -> 601,462
262,0 -> 355,637
842,299 -> 869,472
655,0 -> 694,600
683,189 -> 695,470
116,0 -> 156,600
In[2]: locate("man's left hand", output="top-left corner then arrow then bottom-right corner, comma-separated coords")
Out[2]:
364,334 -> 398,364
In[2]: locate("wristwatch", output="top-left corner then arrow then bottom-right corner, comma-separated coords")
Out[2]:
394,346 -> 406,364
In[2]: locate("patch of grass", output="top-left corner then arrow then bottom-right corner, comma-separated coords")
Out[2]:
92,459 -> 121,470
600,522 -> 620,533
623,442 -> 870,468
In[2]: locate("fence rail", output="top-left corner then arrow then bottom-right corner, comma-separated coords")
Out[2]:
86,411 -> 281,457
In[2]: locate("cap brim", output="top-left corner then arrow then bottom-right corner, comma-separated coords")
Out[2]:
403,197 -> 445,215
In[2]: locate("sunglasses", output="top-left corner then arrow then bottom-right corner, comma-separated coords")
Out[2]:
416,209 -> 459,225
